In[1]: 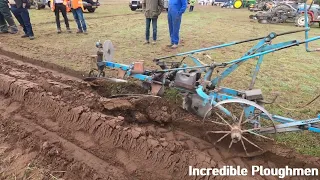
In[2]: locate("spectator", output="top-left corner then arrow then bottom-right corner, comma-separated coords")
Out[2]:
189,0 -> 196,11
142,0 -> 164,45
9,0 -> 34,39
168,0 -> 187,49
69,0 -> 87,34
0,0 -> 18,34
51,0 -> 71,33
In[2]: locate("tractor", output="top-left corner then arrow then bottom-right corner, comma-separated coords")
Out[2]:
233,0 -> 257,9
295,1 -> 320,26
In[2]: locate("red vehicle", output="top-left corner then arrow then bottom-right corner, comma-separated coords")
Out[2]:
295,3 -> 320,27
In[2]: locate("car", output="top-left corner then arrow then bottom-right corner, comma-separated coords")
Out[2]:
28,0 -> 46,10
129,0 -> 142,11
47,0 -> 100,13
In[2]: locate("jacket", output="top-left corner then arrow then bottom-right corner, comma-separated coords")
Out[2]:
69,0 -> 84,10
169,0 -> 187,14
51,0 -> 71,11
142,0 -> 164,18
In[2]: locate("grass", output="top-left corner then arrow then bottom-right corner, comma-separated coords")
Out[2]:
1,1 -> 320,156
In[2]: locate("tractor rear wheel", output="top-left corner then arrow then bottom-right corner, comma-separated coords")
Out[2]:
295,14 -> 313,27
87,7 -> 96,13
35,2 -> 40,10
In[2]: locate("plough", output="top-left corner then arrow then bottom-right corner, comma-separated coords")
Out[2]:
86,1 -> 320,155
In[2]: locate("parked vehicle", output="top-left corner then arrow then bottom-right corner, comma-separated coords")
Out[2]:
295,3 -> 320,26
129,0 -> 169,11
129,0 -> 142,11
164,0 -> 169,11
29,0 -> 46,10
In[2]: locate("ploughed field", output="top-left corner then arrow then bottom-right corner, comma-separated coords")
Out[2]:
0,54 -> 319,179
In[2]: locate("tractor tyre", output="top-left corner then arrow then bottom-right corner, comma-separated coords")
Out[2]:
35,2 -> 40,10
87,7 -> 96,13
131,7 -> 137,11
295,14 -> 313,27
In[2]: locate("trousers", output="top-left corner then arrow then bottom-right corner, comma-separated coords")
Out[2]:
54,3 -> 69,29
11,6 -> 34,36
168,8 -> 182,45
146,17 -> 157,41
72,8 -> 87,31
0,2 -> 17,32
0,12 -> 8,32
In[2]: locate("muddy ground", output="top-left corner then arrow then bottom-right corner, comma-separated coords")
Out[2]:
0,54 -> 320,180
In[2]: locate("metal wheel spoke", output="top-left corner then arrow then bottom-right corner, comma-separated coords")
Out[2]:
228,139 -> 233,149
242,113 -> 260,125
245,130 -> 274,141
241,139 -> 248,156
215,112 -> 233,128
208,120 -> 230,127
202,106 -> 213,122
242,136 -> 263,151
242,127 -> 262,132
238,109 -> 245,126
207,130 -> 231,134
215,132 -> 230,144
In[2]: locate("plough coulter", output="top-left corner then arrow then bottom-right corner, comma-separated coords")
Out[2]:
85,2 -> 320,155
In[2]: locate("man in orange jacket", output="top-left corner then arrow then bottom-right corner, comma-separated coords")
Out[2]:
51,0 -> 71,33
69,0 -> 87,34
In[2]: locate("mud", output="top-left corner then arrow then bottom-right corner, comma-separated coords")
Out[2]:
0,55 -> 320,180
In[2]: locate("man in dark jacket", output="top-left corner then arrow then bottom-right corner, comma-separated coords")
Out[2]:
142,0 -> 164,45
9,0 -> 34,39
0,0 -> 18,34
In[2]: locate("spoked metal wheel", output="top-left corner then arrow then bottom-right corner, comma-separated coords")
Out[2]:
204,99 -> 276,155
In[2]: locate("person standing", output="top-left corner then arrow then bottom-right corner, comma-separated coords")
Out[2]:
189,0 -> 196,12
69,0 -> 87,34
51,0 -> 71,33
142,0 -> 164,45
9,0 -> 34,39
167,0 -> 187,49
0,0 -> 18,34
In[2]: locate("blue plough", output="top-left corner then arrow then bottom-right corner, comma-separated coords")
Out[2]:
86,1 -> 320,155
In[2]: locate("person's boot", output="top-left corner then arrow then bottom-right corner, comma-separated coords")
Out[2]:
76,29 -> 83,33
21,34 -> 28,38
29,36 -> 35,40
67,27 -> 71,33
9,25 -> 18,34
57,28 -> 62,34
152,41 -> 156,45
7,17 -> 18,34
171,44 -> 178,49
0,30 -> 9,34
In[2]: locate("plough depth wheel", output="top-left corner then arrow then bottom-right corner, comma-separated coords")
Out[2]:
205,99 -> 276,155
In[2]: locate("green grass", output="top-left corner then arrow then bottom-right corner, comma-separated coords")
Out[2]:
1,2 -> 320,156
